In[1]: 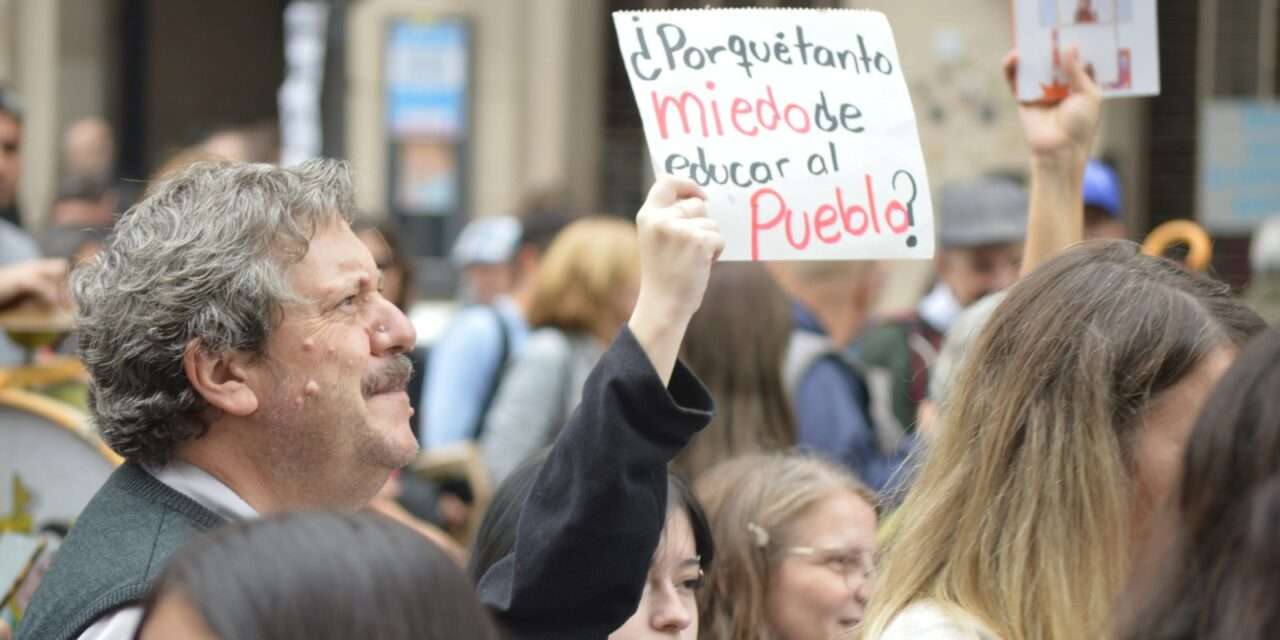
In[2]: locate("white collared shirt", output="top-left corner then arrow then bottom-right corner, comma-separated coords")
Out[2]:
76,461 -> 258,640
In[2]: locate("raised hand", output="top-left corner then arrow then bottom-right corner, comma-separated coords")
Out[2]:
1004,47 -> 1101,275
1004,47 -> 1101,164
0,258 -> 70,310
628,175 -> 725,385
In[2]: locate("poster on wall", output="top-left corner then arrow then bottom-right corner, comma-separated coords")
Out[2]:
385,17 -> 469,216
613,8 -> 935,262
1199,100 -> 1280,234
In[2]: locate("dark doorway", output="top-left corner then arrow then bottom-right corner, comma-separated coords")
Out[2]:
117,0 -> 288,181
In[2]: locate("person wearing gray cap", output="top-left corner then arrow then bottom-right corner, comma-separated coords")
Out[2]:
858,175 -> 1028,433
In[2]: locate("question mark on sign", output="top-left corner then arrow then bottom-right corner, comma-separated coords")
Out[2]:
892,169 -> 919,248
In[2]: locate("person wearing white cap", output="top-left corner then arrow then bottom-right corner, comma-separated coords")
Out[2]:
451,216 -> 523,305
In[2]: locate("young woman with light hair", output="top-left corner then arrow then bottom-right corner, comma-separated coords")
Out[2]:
860,240 -> 1265,640
694,452 -> 878,640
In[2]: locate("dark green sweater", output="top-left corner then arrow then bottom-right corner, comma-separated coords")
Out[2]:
17,463 -> 225,640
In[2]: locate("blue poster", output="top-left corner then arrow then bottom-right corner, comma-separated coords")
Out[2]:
386,18 -> 468,139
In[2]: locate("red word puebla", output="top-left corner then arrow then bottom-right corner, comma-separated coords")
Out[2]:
750,170 -> 919,260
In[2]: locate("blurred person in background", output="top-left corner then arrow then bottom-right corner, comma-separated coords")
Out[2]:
0,84 -> 55,366
1117,330 -> 1280,640
46,175 -> 116,230
1244,215 -> 1280,325
671,263 -> 795,483
61,117 -> 140,212
479,216 -> 639,484
450,216 -> 522,306
859,176 -> 1027,433
136,511 -> 499,640
695,452 -> 878,640
62,118 -> 115,184
423,208 -> 567,449
773,260 -> 909,493
0,84 -> 30,230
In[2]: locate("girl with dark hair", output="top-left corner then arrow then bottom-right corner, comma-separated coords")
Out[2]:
135,511 -> 500,640
1117,330 -> 1280,640
471,456 -> 714,639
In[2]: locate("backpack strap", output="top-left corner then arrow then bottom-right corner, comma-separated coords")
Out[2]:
784,330 -> 907,456
468,305 -> 512,440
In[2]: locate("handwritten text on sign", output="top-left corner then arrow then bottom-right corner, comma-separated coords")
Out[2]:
614,9 -> 935,261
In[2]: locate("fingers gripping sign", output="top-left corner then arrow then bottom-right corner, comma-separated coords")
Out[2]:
629,175 -> 725,384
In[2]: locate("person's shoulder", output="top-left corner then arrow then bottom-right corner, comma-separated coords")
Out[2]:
877,601 -> 996,640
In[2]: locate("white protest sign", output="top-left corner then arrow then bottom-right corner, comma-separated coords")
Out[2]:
1014,0 -> 1160,102
613,9 -> 935,261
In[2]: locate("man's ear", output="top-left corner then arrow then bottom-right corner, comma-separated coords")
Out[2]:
183,339 -> 259,417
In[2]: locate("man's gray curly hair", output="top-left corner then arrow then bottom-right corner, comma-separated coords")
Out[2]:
72,159 -> 356,466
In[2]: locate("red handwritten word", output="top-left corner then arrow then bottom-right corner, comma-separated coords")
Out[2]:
651,83 -> 863,140
750,172 -> 918,260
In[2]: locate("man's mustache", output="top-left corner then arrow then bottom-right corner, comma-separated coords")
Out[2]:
362,354 -> 414,397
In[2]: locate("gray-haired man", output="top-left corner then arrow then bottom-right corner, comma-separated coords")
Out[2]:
18,162 -> 723,640
19,159 -> 419,639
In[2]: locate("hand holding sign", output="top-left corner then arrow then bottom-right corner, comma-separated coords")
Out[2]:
1004,48 -> 1101,163
614,9 -> 934,262
1013,0 -> 1159,102
629,176 -> 724,385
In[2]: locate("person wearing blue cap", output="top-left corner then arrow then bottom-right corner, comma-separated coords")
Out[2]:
1082,159 -> 1126,240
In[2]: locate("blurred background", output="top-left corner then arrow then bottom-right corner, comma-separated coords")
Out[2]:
0,0 -> 1275,311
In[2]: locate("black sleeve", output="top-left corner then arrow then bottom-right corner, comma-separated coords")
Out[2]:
477,327 -> 714,640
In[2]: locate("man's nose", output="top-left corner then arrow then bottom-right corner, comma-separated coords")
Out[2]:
369,298 -> 416,355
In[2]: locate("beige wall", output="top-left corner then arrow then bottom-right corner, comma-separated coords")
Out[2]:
348,0 -> 605,219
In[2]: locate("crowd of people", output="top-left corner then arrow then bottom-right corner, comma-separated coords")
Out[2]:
2,41 -> 1280,640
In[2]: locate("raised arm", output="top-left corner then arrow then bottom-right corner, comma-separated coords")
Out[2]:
1006,48 -> 1101,276
627,177 -> 723,384
478,176 -> 722,639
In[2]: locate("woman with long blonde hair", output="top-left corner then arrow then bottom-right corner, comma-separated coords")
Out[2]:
861,241 -> 1265,640
696,452 -> 878,640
